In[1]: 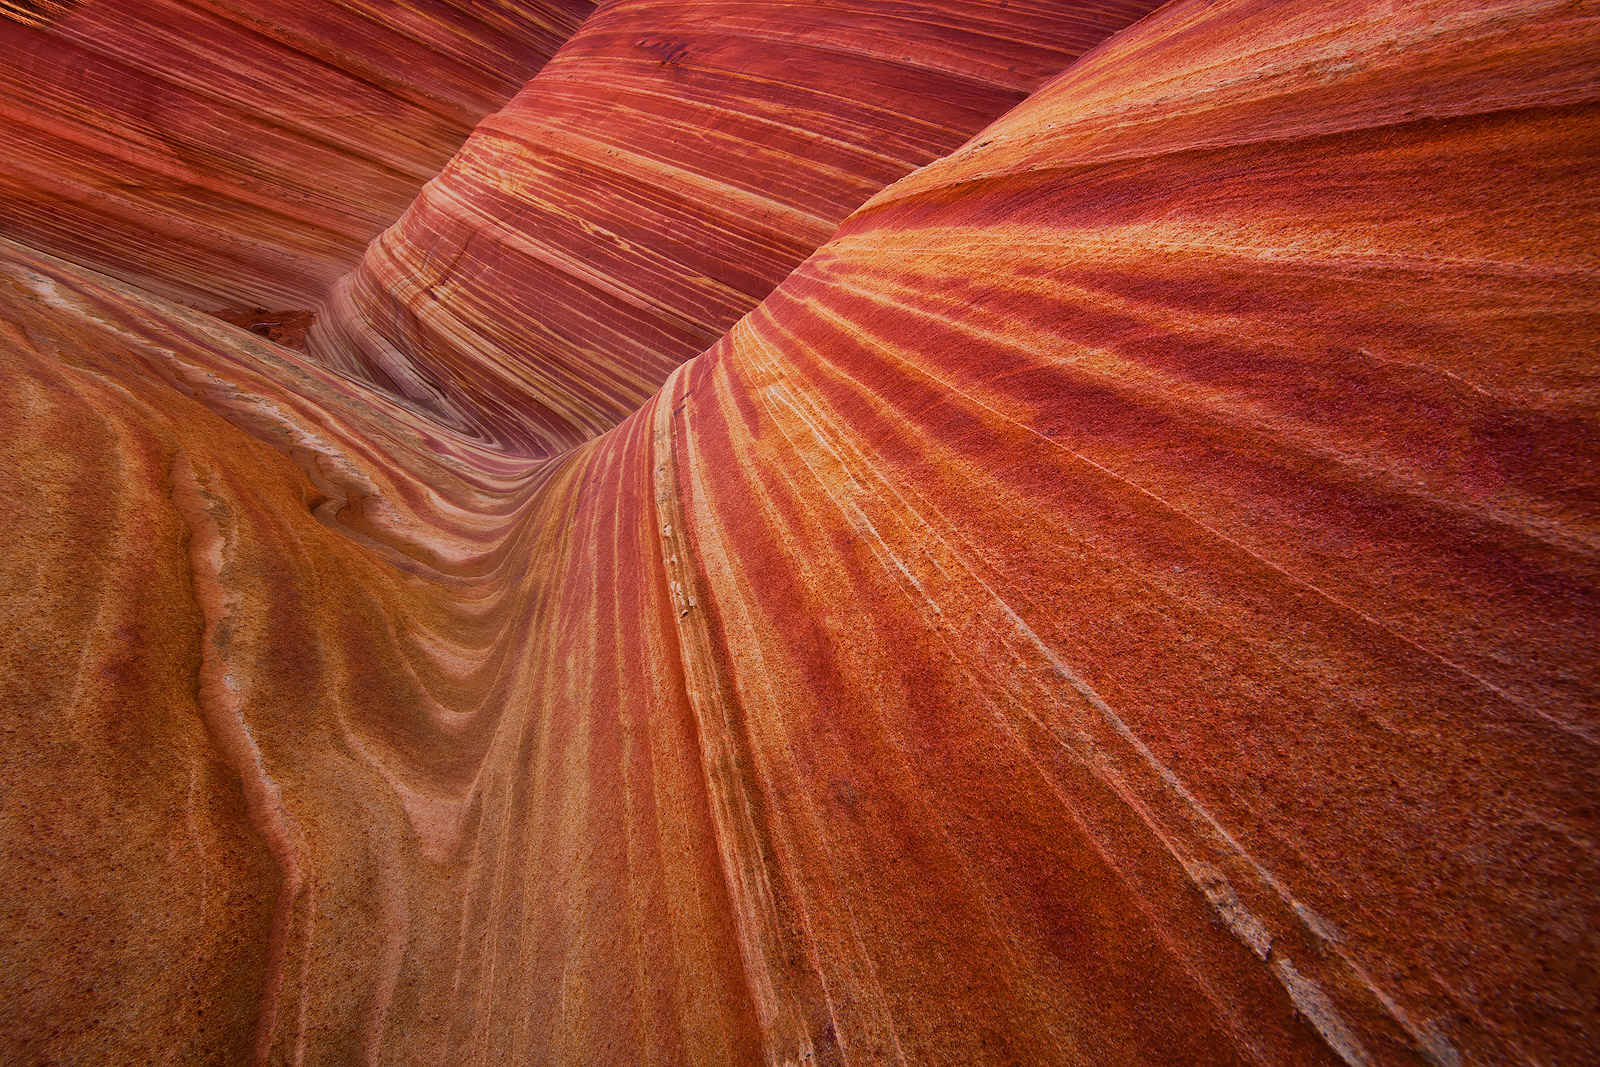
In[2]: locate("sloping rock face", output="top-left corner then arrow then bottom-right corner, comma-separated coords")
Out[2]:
1,1 -> 1597,1066
307,0 -> 1166,454
0,0 -> 592,309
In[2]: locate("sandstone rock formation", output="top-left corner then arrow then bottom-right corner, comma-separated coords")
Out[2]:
0,1 -> 1596,1065
308,0 -> 1167,453
0,0 -> 591,309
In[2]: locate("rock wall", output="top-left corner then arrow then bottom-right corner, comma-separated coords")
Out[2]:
307,0 -> 1166,454
0,0 -> 592,309
0,0 -> 1596,1064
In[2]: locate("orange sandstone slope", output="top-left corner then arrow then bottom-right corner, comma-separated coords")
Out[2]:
308,0 -> 1167,454
0,0 -> 592,310
1,1 -> 1598,1066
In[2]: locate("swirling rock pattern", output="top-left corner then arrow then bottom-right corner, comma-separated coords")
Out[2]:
0,0 -> 1597,1065
0,0 -> 592,309
308,0 -> 1167,454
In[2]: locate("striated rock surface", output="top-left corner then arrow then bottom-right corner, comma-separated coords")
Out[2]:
0,0 -> 592,310
1,0 -> 1598,1065
308,0 -> 1166,454
208,306 -> 318,351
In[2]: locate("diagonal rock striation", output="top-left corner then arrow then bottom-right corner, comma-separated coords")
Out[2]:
0,0 -> 593,310
307,0 -> 1169,454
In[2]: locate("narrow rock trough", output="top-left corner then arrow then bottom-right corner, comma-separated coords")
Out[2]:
0,1 -> 1596,1064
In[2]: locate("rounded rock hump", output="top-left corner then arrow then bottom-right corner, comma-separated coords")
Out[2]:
306,0 -> 1168,454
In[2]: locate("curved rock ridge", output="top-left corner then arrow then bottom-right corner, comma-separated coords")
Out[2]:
664,4 -> 1600,1063
0,0 -> 1597,1065
307,0 -> 1167,455
0,0 -> 593,310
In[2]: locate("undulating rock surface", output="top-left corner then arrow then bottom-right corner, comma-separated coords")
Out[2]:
0,0 -> 592,310
308,0 -> 1166,454
1,0 -> 1597,1065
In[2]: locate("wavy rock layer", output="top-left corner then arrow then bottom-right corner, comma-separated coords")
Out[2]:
1,0 -> 1597,1065
309,0 -> 1165,454
0,0 -> 592,309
